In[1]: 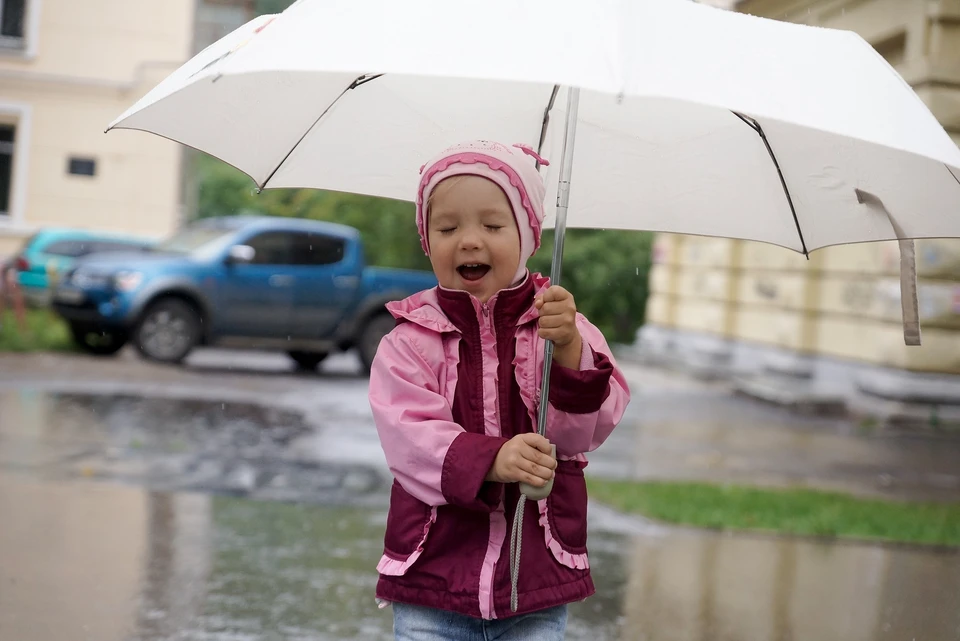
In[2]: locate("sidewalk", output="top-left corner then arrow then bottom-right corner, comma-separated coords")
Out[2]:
595,357 -> 960,503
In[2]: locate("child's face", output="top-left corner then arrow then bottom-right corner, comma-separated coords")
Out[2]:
427,175 -> 521,303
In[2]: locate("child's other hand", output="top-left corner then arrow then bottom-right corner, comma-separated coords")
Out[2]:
485,433 -> 557,487
535,285 -> 582,368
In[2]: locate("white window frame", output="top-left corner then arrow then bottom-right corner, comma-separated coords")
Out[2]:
0,102 -> 31,230
0,0 -> 41,59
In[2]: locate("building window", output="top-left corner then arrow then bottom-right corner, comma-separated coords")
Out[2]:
0,124 -> 13,218
0,0 -> 25,50
68,157 -> 97,177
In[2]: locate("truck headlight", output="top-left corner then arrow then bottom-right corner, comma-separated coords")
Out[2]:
113,271 -> 144,292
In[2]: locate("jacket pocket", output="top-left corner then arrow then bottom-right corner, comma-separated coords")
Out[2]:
378,480 -> 436,576
539,460 -> 590,569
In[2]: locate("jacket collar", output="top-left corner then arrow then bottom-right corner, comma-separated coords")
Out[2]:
386,271 -> 551,334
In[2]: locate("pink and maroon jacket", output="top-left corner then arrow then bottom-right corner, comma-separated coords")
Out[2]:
368,272 -> 630,619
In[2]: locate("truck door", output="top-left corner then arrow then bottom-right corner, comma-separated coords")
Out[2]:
287,231 -> 359,340
218,230 -> 297,338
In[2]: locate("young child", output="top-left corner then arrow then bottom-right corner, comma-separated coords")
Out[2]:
368,140 -> 631,640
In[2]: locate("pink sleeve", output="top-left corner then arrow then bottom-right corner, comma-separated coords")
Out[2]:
369,326 -> 507,511
544,315 -> 631,457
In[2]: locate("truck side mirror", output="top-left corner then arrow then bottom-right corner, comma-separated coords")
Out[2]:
226,244 -> 255,265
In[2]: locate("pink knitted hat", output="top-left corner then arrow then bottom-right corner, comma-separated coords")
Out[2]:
416,140 -> 549,282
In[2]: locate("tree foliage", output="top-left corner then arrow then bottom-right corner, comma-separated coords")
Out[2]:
194,154 -> 651,344
254,0 -> 297,15
196,154 -> 430,271
529,229 -> 652,344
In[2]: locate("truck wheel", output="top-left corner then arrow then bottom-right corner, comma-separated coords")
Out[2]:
358,313 -> 395,374
135,297 -> 201,364
69,322 -> 128,356
288,350 -> 328,371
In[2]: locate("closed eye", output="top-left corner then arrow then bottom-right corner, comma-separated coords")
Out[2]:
485,225 -> 504,231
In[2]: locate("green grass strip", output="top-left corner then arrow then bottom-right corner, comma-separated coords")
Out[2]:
0,309 -> 73,353
587,479 -> 960,547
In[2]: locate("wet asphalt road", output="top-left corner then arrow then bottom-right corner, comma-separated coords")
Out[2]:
0,348 -> 958,640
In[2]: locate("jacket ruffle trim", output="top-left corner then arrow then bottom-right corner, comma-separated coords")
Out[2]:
537,500 -> 589,570
376,506 -> 438,576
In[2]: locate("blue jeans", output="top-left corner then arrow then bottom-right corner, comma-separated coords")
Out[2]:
392,602 -> 568,640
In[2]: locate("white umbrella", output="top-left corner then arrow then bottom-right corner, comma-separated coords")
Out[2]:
106,0 -> 960,610
108,0 -> 960,347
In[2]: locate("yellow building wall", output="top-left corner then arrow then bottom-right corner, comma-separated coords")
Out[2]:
0,1 -> 194,82
0,0 -> 195,256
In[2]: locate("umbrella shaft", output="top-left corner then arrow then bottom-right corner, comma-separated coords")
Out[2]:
537,87 -> 580,437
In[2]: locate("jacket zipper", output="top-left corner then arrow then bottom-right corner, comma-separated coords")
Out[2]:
480,298 -> 500,619
479,301 -> 499,427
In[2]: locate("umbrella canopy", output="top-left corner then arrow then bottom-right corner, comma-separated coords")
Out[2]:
109,0 -> 960,257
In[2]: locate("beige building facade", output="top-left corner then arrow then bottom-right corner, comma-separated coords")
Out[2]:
0,0 -> 199,258
642,0 -> 960,414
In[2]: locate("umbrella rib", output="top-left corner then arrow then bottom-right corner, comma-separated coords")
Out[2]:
535,85 -> 561,169
946,163 -> 960,188
732,111 -> 810,258
258,73 -> 384,191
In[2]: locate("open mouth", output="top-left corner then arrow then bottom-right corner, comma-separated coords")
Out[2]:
457,263 -> 491,282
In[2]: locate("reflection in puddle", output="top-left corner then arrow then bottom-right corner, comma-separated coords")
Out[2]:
0,475 -> 156,641
0,475 -> 628,641
620,531 -> 960,641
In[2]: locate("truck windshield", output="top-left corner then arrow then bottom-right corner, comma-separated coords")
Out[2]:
153,227 -> 233,256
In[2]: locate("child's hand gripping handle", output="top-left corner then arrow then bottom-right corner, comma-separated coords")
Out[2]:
518,443 -> 556,500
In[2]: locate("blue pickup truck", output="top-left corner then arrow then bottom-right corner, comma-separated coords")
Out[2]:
51,216 -> 436,372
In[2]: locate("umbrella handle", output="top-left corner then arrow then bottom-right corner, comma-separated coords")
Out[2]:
519,444 -> 557,500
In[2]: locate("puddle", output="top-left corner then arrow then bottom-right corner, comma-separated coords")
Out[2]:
0,391 -> 386,506
3,473 -> 958,641
1,390 -> 959,640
